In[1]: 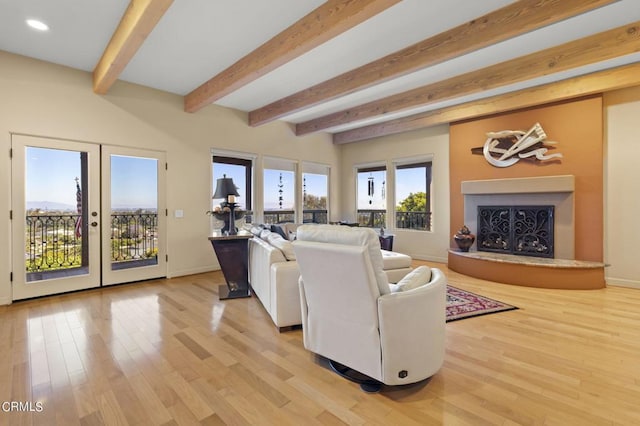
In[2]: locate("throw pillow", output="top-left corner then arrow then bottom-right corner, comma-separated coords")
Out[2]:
394,266 -> 431,292
270,224 -> 289,240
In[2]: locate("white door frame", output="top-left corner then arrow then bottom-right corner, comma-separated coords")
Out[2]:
11,135 -> 101,300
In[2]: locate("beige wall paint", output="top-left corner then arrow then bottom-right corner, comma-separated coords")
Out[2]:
603,86 -> 640,288
338,126 -> 450,262
0,51 -> 339,304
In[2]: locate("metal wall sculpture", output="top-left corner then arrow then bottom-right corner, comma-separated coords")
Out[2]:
477,205 -> 554,258
471,122 -> 563,167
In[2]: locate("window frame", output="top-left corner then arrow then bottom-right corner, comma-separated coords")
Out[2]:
302,163 -> 329,224
263,157 -> 297,224
356,164 -> 387,228
394,160 -> 432,231
212,155 -> 253,211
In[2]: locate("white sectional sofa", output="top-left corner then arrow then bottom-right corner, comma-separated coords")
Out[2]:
248,224 -> 413,330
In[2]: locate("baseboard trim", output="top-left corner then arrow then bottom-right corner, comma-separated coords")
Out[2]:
606,277 -> 640,289
168,266 -> 219,279
0,295 -> 12,306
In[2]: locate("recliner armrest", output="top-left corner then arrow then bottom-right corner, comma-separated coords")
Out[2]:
391,265 -> 431,292
377,268 -> 446,386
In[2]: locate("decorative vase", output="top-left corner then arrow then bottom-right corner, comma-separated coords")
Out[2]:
454,225 -> 475,252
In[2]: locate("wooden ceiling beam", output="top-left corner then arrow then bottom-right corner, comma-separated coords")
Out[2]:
333,62 -> 640,144
93,0 -> 173,94
184,0 -> 401,113
249,0 -> 617,127
296,20 -> 640,135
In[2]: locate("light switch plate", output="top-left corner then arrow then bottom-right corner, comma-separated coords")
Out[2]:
175,209 -> 184,218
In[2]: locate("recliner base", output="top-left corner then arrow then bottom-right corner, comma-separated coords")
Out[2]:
328,359 -> 383,393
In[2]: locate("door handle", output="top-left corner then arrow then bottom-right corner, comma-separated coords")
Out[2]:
91,221 -> 98,227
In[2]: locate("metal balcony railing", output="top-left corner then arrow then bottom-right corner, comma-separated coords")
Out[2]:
356,210 -> 432,231
263,210 -> 295,225
110,213 -> 158,263
302,209 -> 328,224
25,212 -> 158,274
357,209 -> 386,228
263,209 -> 328,225
396,211 -> 432,231
25,214 -> 83,272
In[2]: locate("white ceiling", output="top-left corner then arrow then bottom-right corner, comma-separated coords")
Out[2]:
1,0 -> 639,135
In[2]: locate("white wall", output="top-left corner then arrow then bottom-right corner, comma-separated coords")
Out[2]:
604,87 -> 640,288
0,51 -> 340,304
338,126 -> 450,262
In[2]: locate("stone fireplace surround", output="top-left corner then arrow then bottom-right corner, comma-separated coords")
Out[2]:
462,175 -> 574,259
448,175 -> 606,289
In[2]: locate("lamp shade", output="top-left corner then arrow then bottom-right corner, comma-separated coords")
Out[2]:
213,174 -> 240,199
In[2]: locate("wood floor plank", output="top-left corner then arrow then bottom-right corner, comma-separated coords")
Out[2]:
2,264 -> 640,424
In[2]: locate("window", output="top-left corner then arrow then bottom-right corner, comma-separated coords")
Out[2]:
302,162 -> 329,224
263,157 -> 295,224
357,165 -> 386,228
395,161 -> 432,231
212,155 -> 252,219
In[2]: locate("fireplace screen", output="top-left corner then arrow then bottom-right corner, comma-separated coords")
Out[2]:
477,205 -> 554,258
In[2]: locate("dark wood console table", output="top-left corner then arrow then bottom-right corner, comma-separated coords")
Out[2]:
208,232 -> 253,300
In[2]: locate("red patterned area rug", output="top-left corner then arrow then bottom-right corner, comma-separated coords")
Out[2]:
446,286 -> 517,322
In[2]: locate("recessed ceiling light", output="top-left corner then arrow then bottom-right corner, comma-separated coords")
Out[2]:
26,19 -> 49,31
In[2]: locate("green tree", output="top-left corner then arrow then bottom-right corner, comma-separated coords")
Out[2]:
303,194 -> 327,209
397,191 -> 427,212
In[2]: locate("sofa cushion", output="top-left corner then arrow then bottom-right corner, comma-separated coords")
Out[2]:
259,229 -> 272,240
267,233 -> 296,261
381,250 -> 412,270
393,266 -> 431,292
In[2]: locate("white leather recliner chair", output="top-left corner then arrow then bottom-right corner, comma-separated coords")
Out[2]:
293,225 -> 446,392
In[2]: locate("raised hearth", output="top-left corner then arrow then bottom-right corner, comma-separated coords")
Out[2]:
448,250 -> 605,290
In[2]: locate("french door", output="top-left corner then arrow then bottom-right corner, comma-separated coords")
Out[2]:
11,135 -> 166,300
101,146 -> 166,286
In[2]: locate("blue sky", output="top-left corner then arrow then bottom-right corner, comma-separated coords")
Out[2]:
26,147 -> 80,207
26,147 -> 158,209
110,155 -> 158,209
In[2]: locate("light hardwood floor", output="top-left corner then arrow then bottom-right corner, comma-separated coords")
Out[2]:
1,261 -> 639,425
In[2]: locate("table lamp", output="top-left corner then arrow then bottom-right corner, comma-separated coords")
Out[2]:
213,174 -> 240,235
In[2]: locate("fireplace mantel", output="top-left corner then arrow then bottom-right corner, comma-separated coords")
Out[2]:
461,175 -> 574,195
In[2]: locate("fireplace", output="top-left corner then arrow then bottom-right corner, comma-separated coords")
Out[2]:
477,205 -> 554,258
461,175 -> 574,260
450,175 -> 605,290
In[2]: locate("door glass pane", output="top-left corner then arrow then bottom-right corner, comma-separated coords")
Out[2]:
25,147 -> 89,282
110,155 -> 159,270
